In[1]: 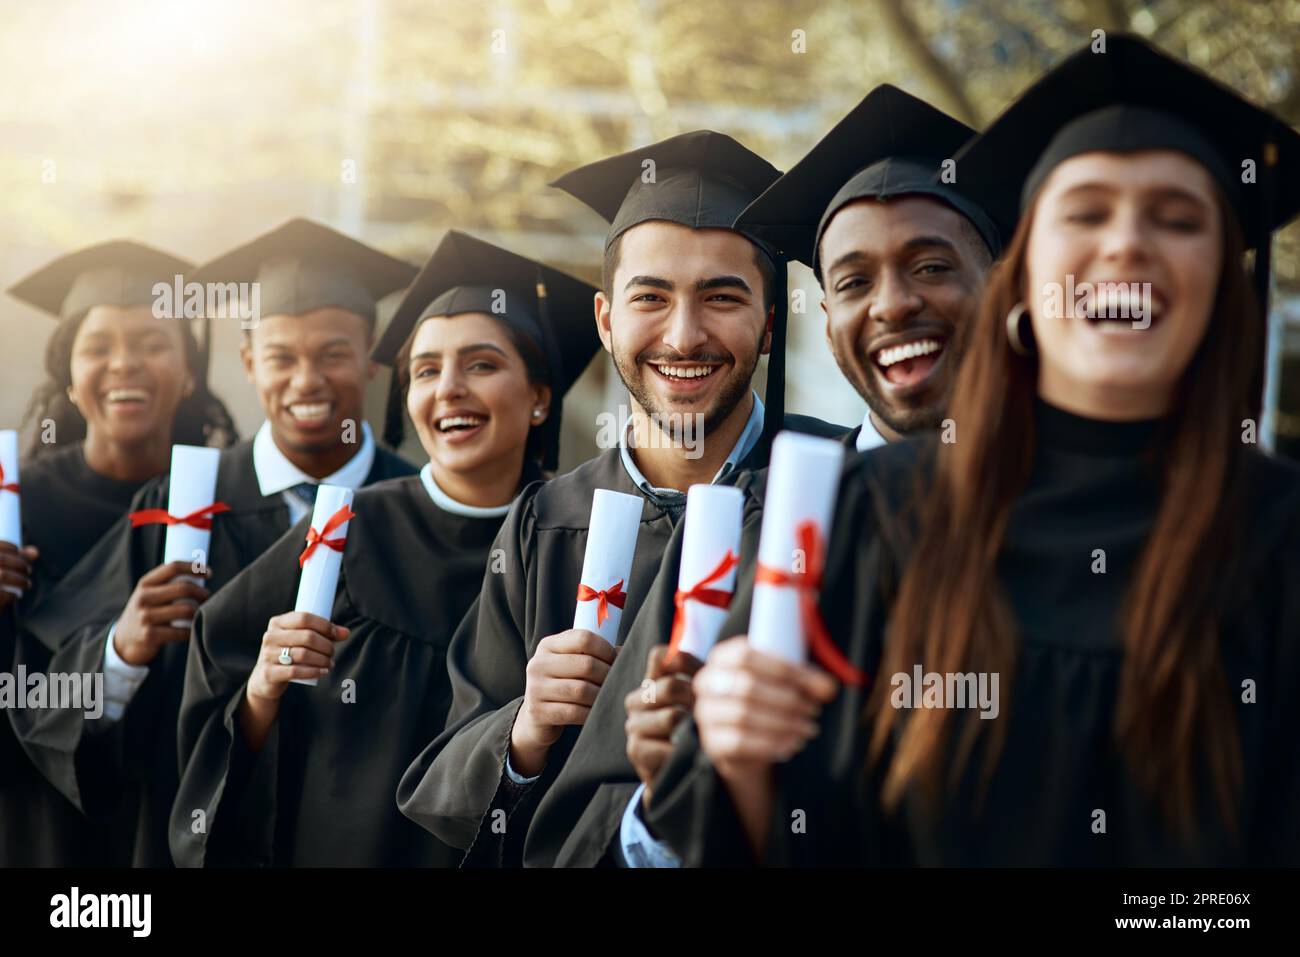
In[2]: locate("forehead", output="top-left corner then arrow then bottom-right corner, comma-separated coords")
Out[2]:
77,305 -> 178,337
821,195 -> 971,261
253,306 -> 371,345
410,311 -> 514,356
615,221 -> 761,282
1038,149 -> 1218,201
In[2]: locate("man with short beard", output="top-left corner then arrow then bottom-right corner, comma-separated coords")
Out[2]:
519,87 -> 1013,869
397,132 -> 843,866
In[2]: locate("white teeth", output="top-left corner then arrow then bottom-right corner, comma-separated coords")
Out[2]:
438,415 -> 486,432
106,388 -> 150,403
874,339 -> 943,369
654,364 -> 715,379
1084,285 -> 1158,320
289,402 -> 331,420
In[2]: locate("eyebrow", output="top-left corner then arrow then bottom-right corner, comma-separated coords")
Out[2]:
1059,181 -> 1211,206
410,342 -> 509,362
262,336 -> 355,351
623,274 -> 754,294
825,235 -> 957,277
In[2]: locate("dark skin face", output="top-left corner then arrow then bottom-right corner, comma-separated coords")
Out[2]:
819,197 -> 988,438
69,305 -> 194,479
240,307 -> 377,479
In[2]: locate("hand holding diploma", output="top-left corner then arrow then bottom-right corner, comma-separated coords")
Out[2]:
113,560 -> 211,665
625,644 -> 701,805
0,429 -> 36,607
692,635 -> 837,859
240,611 -> 350,752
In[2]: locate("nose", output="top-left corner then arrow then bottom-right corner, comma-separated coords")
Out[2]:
435,362 -> 468,403
660,299 -> 709,356
288,357 -> 328,394
867,267 -> 924,329
107,340 -> 145,374
1098,203 -> 1150,267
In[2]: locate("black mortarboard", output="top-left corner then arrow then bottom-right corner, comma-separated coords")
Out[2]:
7,239 -> 212,378
372,229 -> 600,469
550,130 -> 783,261
552,131 -> 791,446
189,218 -> 416,325
953,35 -> 1300,311
736,85 -> 1007,275
8,240 -> 193,322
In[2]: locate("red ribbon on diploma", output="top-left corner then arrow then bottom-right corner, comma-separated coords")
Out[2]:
576,578 -> 627,628
299,505 -> 356,568
0,462 -> 16,495
129,501 -> 231,530
754,520 -> 868,686
664,549 -> 739,666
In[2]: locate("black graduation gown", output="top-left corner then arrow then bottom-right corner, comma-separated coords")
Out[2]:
170,474 -> 508,867
1,444 -> 149,866
647,410 -> 1300,866
13,438 -> 415,867
395,413 -> 844,866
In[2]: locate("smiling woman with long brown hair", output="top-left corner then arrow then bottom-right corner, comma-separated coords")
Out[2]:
648,36 -> 1300,867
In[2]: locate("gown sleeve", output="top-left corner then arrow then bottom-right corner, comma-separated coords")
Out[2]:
10,478 -> 167,815
170,515 -> 312,867
396,486 -> 542,863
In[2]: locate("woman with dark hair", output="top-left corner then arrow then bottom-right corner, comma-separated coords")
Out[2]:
0,240 -> 236,866
649,36 -> 1300,866
169,230 -> 600,866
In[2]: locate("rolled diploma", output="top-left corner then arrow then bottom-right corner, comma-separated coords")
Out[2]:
747,431 -> 844,664
291,484 -> 354,687
674,483 -> 743,661
0,430 -> 21,597
573,488 -> 643,644
162,445 -> 222,628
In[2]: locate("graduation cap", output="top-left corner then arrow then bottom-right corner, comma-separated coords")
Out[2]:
736,84 -> 1008,275
189,218 -> 416,326
551,131 -> 792,447
952,34 -> 1300,313
7,239 -> 211,375
372,229 -> 601,470
9,239 -> 193,322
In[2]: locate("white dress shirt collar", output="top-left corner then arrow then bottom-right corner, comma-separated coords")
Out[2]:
856,409 -> 889,452
252,419 -> 376,498
419,462 -> 512,518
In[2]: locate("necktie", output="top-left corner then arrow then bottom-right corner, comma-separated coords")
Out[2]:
285,482 -> 319,512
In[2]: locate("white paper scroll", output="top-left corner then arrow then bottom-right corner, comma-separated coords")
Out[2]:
747,431 -> 844,664
0,430 -> 22,597
574,488 -> 644,644
291,484 -> 354,687
672,484 -> 743,661
162,444 -> 222,628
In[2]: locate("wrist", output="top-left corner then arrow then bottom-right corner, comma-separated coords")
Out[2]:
508,720 -> 549,778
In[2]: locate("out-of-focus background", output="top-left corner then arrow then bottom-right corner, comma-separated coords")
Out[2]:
3,0 -> 1299,468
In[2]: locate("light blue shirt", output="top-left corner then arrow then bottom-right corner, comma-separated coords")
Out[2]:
618,391 -> 765,501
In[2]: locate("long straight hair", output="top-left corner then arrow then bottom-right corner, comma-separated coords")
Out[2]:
868,189 -> 1258,838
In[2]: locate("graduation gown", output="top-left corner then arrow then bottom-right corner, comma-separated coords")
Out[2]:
647,407 -> 1300,866
396,413 -> 844,866
170,474 -> 512,867
13,438 -> 414,867
1,444 -> 150,866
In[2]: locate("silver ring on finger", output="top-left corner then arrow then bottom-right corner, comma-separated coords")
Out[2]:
278,647 -> 293,666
